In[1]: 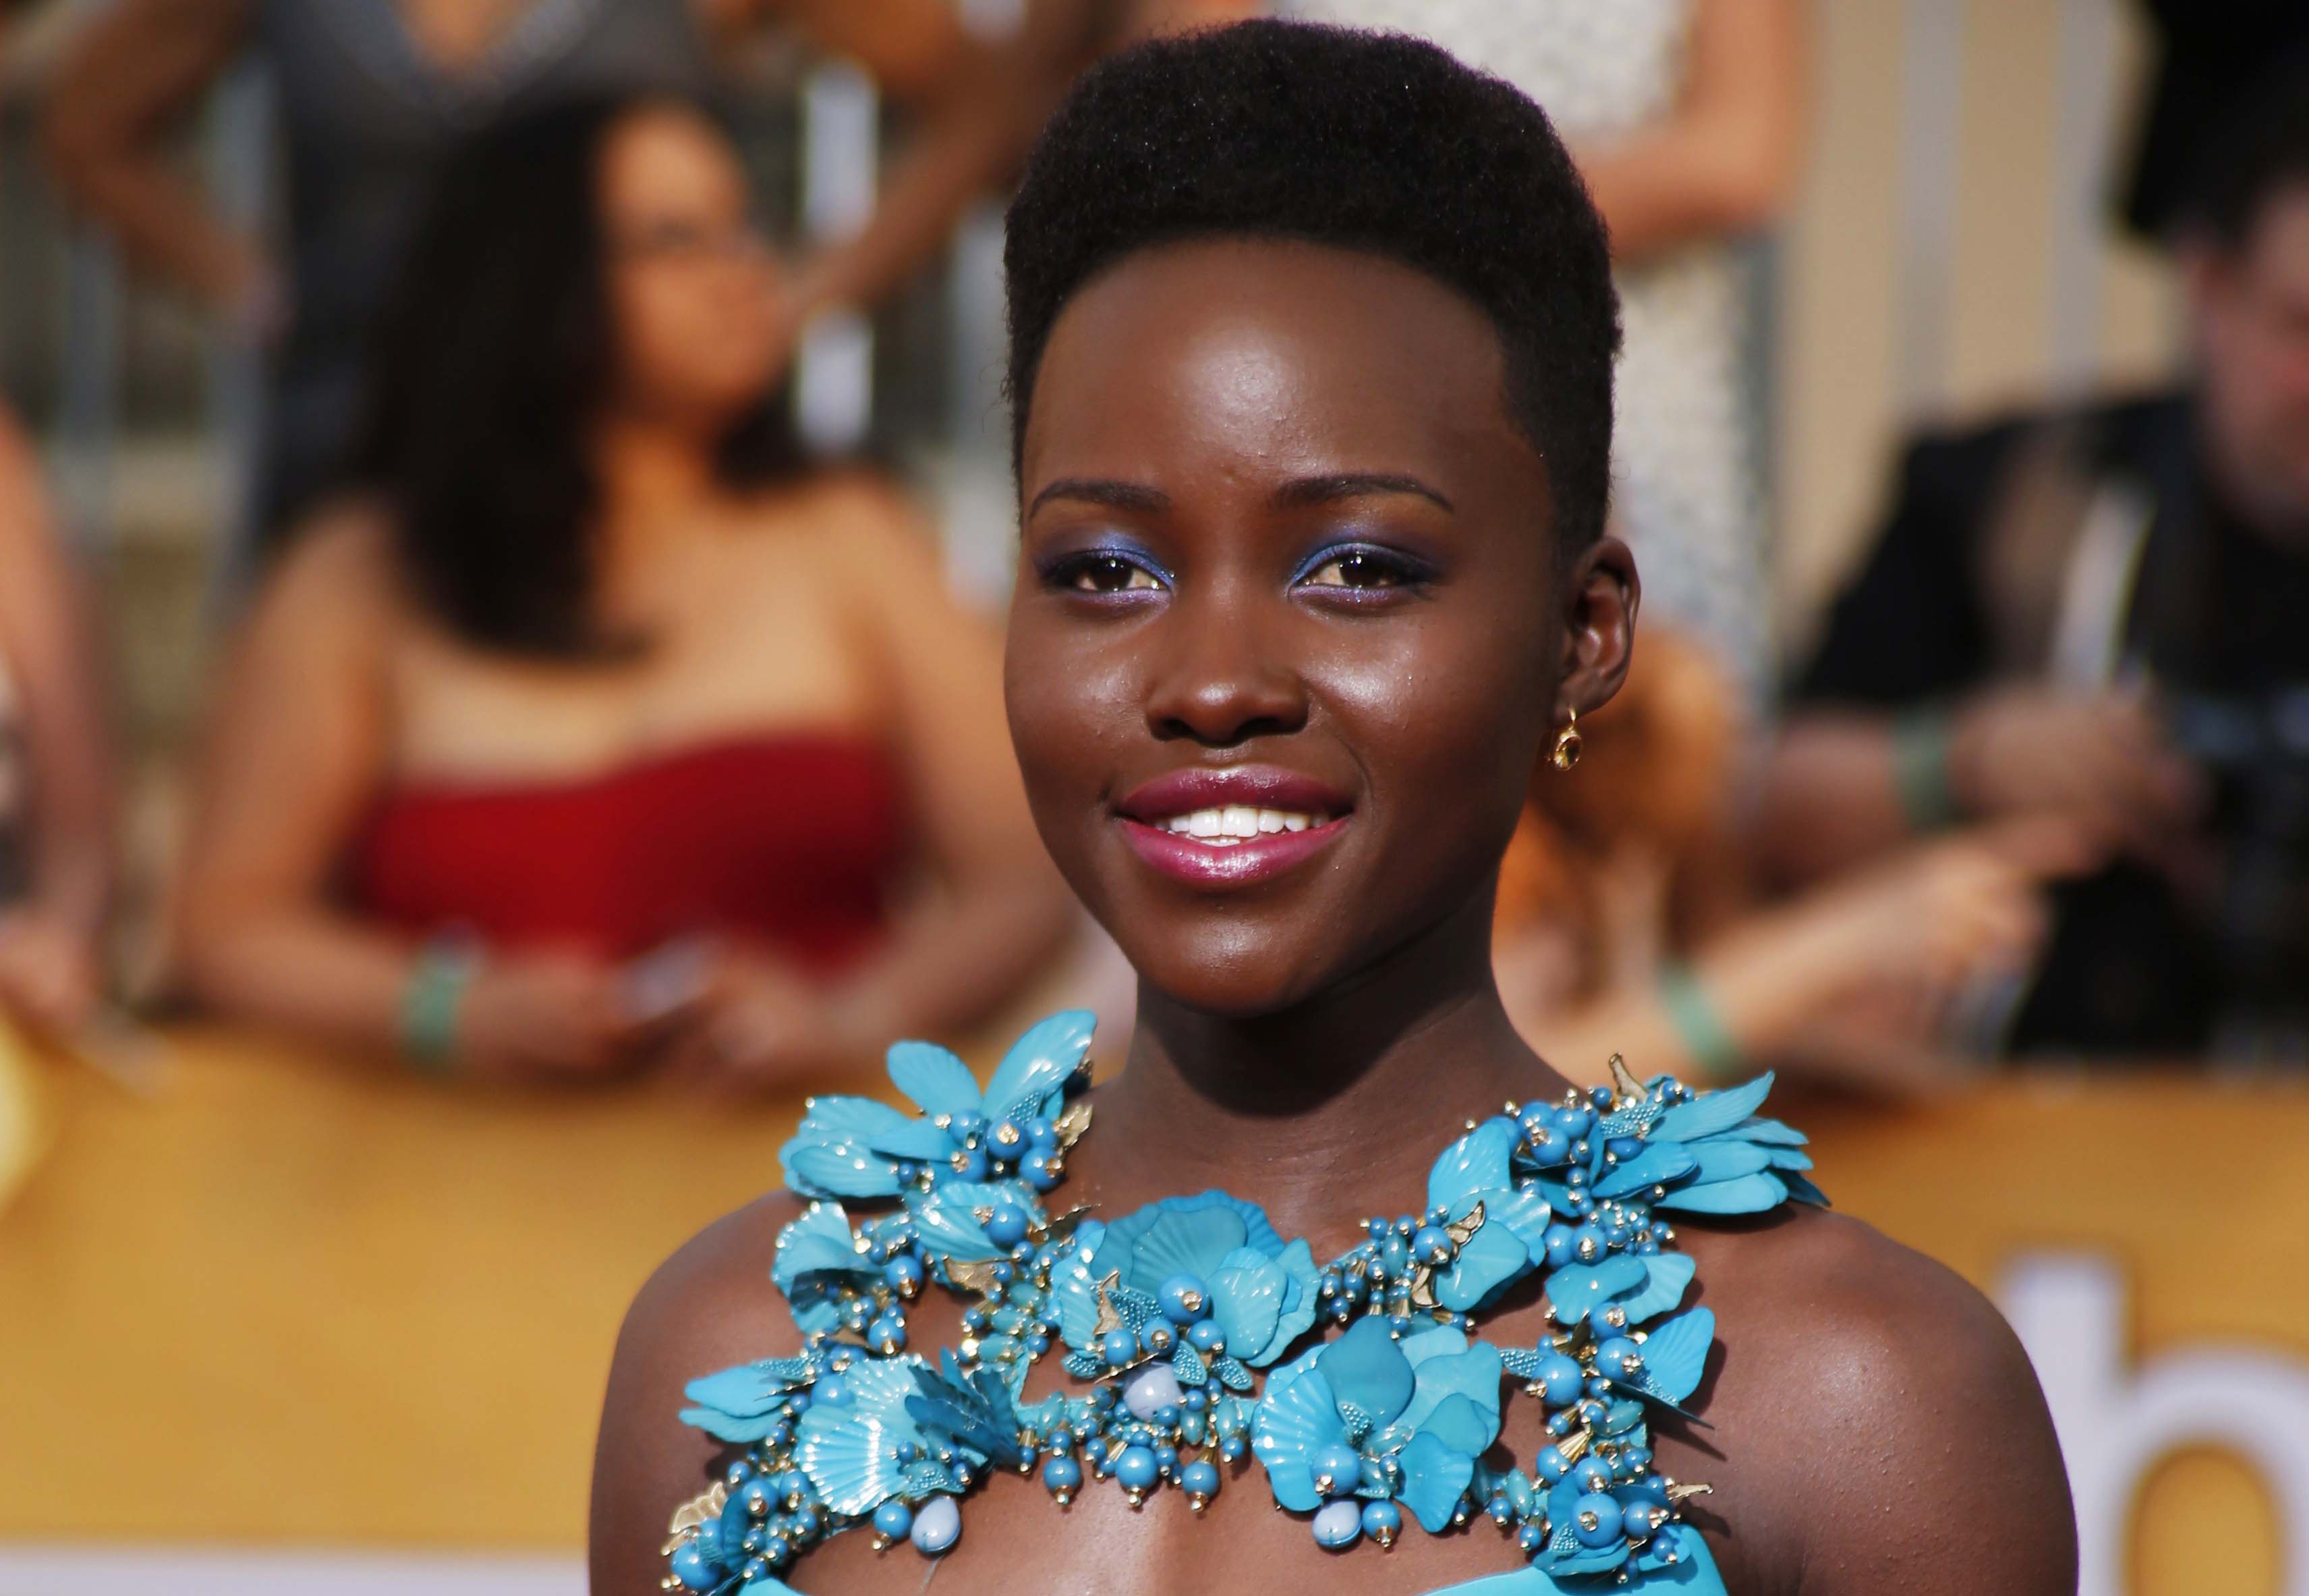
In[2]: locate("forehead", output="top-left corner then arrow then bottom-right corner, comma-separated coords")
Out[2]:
598,106 -> 740,212
1022,238 -> 1544,504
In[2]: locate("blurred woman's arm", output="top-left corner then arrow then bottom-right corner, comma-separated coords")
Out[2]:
1508,822 -> 2098,1087
0,410 -> 115,1035
751,0 -> 1124,320
40,0 -> 266,316
1572,0 -> 1807,264
833,493 -> 1075,1040
174,515 -> 637,1074
812,487 -> 1071,1048
683,485 -> 1074,1081
1755,691 -> 2203,886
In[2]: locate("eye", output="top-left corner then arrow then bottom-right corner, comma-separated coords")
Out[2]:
1295,545 -> 1429,592
1046,550 -> 1167,594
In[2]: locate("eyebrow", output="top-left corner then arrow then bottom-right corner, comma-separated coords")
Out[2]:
1026,478 -> 1172,517
1272,473 -> 1456,513
1027,472 -> 1455,519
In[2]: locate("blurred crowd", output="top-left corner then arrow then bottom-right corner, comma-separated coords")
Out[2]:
2,0 -> 2308,1093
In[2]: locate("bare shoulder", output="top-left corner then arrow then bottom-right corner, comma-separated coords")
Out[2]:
588,1191 -> 807,1593
252,501 -> 407,637
793,469 -> 939,565
724,470 -> 939,597
1688,1205 -> 2076,1595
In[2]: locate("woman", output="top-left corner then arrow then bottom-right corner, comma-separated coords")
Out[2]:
175,94 -> 1070,1082
590,24 -> 2073,1594
0,405 -> 114,1040
40,0 -> 1218,550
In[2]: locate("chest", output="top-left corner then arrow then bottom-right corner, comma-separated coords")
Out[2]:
382,550 -> 880,782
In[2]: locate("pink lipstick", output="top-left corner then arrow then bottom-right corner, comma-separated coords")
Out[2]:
1112,766 -> 1352,888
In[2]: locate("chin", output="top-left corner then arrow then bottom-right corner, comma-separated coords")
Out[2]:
1100,882 -> 1399,1023
1128,943 -> 1341,1021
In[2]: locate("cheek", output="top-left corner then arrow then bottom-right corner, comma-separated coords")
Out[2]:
1003,612 -> 1137,826
1319,604 -> 1549,860
609,281 -> 682,384
1003,610 -> 1097,849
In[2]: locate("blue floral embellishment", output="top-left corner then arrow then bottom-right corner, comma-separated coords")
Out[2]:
1056,1190 -> 1320,1386
1253,1316 -> 1504,1537
768,1202 -> 882,1338
679,1352 -> 820,1446
1422,1116 -> 1557,1311
780,1010 -> 1095,1198
793,1355 -> 969,1516
662,1021 -> 1821,1596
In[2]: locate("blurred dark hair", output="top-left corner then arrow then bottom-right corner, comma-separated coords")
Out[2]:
2177,57 -> 2309,253
349,92 -> 799,658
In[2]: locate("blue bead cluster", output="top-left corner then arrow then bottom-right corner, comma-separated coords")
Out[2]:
660,1014 -> 1819,1595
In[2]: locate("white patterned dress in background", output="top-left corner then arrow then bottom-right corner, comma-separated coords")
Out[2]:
1287,0 -> 1775,720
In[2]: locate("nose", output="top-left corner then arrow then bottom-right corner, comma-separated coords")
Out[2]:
1141,581 -> 1309,747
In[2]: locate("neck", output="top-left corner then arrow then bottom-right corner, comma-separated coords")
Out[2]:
593,412 -> 722,569
1088,893 -> 1569,1253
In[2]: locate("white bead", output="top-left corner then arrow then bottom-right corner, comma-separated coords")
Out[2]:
909,1494 -> 961,1556
1122,1362 -> 1185,1421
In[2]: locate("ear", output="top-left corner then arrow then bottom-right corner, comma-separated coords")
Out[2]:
1554,534 -> 1638,722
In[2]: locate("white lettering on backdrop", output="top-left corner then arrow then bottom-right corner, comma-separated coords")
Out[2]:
2002,1252 -> 2309,1596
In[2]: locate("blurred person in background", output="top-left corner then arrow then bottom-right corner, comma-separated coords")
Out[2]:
1495,631 -> 2092,1088
0,405 -> 115,1041
1760,71 -> 2309,1058
40,0 -> 1225,554
173,94 -> 1071,1083
1285,0 -> 1807,720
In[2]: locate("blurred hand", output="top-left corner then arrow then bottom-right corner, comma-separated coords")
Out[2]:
663,950 -> 876,1095
1947,687 -> 2204,865
0,908 -> 101,1039
455,952 -> 646,1083
1788,815 -> 2103,1025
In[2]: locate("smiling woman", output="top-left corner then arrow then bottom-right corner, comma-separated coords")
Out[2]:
590,22 -> 2075,1596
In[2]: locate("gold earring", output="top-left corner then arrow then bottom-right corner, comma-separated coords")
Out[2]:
1551,708 -> 1583,771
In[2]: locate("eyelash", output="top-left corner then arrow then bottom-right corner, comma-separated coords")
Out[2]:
1290,542 -> 1437,596
1039,541 -> 1436,602
1040,548 -> 1171,597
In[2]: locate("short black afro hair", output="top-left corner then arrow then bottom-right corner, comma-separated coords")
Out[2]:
1004,19 -> 1621,552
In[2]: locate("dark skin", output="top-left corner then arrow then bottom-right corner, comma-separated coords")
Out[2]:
591,239 -> 2076,1593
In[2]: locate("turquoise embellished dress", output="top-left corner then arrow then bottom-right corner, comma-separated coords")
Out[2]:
658,1012 -> 1824,1594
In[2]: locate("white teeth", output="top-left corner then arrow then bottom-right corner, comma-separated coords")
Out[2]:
1158,806 -> 1330,843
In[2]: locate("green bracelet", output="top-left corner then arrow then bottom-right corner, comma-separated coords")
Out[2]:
1889,707 -> 1960,834
1657,961 -> 1744,1083
401,942 -> 480,1073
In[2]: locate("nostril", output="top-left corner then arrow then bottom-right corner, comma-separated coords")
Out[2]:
1151,709 -> 1301,747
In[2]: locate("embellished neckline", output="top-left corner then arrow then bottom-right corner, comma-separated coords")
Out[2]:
661,1011 -> 1822,1595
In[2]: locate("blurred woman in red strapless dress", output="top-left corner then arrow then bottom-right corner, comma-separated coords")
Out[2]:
173,92 -> 1071,1085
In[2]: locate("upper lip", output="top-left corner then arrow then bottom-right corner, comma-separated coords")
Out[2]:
1112,764 -> 1355,824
